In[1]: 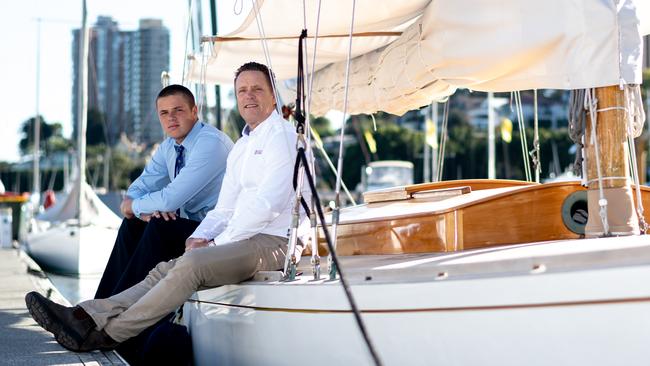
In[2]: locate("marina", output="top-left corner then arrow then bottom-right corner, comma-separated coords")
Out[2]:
2,0 -> 650,365
0,247 -> 123,365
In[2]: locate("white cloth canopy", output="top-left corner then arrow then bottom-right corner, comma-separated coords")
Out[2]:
187,0 -> 649,116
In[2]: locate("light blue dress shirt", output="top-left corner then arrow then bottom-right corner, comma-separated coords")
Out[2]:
127,121 -> 234,222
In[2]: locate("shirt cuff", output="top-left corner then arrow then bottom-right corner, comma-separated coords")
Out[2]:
131,199 -> 142,219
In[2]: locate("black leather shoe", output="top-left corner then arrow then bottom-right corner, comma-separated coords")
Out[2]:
74,328 -> 119,352
25,291 -> 96,351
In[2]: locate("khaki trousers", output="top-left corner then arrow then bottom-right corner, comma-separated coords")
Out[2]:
79,234 -> 287,342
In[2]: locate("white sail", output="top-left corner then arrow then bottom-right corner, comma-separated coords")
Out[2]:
187,0 -> 649,116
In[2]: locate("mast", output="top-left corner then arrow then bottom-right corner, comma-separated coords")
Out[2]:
209,0 -> 222,129
584,86 -> 639,237
487,92 -> 496,179
76,0 -> 89,224
32,18 -> 42,203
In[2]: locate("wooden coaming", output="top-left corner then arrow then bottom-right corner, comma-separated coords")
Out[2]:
314,180 -> 650,256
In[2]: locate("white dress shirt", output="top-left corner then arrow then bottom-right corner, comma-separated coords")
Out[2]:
191,110 -> 310,245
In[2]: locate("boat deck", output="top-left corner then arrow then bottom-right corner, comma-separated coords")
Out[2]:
0,248 -> 126,365
290,234 -> 650,285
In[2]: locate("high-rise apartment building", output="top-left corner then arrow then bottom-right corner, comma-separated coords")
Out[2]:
123,19 -> 170,144
72,17 -> 169,146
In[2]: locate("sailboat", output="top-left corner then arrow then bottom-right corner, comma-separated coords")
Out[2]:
182,1 -> 650,365
25,0 -> 120,275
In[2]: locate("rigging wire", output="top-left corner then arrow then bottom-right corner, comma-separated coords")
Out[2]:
196,42 -> 210,118
330,0 -> 356,279
303,0 -> 356,205
250,0 -> 282,113
533,90 -> 541,183
624,85 -> 648,233
514,91 -> 532,181
292,1 -> 383,364
181,0 -> 195,85
303,0 -> 322,279
568,89 -> 586,181
585,88 -> 610,235
436,101 -> 450,182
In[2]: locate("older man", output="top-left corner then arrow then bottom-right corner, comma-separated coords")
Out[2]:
25,61 -> 308,352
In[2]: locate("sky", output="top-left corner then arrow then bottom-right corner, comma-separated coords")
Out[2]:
0,0 -> 244,163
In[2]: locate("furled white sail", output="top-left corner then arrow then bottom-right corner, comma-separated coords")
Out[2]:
35,176 -> 120,228
185,0 -> 429,83
187,0 -> 649,116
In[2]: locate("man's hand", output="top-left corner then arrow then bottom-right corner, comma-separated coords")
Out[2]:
152,211 -> 177,221
120,197 -> 134,219
185,237 -> 209,252
140,213 -> 152,222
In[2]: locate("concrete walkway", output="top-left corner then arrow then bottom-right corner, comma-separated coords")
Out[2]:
0,248 -> 126,365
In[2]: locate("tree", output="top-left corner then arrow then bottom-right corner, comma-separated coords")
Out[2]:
19,115 -> 59,155
223,108 -> 246,142
311,115 -> 333,137
87,108 -> 108,146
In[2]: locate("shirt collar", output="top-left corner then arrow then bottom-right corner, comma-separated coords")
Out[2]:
176,120 -> 204,150
241,110 -> 279,137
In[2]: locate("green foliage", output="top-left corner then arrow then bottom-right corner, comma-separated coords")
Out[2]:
86,109 -> 108,146
19,116 -> 61,155
223,107 -> 246,141
111,150 -> 143,190
311,116 -> 333,137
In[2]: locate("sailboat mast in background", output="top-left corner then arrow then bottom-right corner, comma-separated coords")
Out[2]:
76,0 -> 89,224
32,18 -> 42,204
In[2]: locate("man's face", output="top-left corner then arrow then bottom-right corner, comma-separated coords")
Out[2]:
235,70 -> 276,130
156,94 -> 198,144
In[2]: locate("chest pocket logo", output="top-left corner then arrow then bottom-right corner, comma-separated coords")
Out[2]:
254,149 -> 263,155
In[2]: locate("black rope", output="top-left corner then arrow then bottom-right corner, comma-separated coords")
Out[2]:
293,29 -> 308,136
290,29 -> 311,224
290,28 -> 382,365
295,147 -> 383,366
293,155 -> 311,215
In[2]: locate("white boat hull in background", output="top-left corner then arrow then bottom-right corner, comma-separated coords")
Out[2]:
186,235 -> 650,366
26,221 -> 115,275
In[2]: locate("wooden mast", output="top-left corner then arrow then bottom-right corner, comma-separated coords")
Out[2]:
584,85 -> 639,236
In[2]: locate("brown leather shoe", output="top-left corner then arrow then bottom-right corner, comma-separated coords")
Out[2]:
25,291 -> 96,351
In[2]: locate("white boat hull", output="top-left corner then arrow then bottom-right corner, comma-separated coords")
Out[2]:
26,222 -> 115,275
187,236 -> 650,366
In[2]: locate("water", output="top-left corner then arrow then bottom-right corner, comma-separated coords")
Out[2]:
46,272 -> 101,304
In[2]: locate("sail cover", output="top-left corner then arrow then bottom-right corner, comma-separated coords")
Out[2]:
36,177 -> 121,228
187,0 -> 649,116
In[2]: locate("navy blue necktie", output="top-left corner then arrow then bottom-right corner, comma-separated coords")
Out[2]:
174,145 -> 185,178
174,145 -> 185,216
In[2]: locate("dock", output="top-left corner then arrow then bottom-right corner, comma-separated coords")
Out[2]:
0,247 -> 126,365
